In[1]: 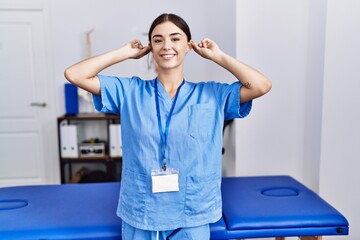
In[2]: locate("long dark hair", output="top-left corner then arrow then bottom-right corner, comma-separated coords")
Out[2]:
148,13 -> 192,42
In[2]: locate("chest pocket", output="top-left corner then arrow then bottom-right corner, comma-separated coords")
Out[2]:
187,104 -> 215,139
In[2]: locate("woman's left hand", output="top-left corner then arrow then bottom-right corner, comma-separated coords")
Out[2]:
191,38 -> 223,61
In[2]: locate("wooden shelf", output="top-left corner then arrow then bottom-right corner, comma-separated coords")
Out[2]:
61,155 -> 122,161
57,114 -> 122,183
58,113 -> 119,121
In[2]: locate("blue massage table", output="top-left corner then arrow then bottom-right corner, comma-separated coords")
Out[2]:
0,176 -> 348,240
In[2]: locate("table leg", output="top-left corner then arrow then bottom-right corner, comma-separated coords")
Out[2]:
299,237 -> 323,240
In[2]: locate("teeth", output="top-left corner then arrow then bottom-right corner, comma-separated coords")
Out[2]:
162,54 -> 174,59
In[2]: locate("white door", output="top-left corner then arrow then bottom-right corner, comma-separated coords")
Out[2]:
0,10 -> 57,186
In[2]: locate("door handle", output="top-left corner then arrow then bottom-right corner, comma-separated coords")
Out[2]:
30,102 -> 47,107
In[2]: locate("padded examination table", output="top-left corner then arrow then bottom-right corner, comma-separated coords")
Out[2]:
212,176 -> 348,240
0,176 -> 348,239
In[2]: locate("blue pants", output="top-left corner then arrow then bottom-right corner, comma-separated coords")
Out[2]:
122,221 -> 210,240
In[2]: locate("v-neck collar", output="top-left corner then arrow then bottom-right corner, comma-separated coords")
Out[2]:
155,78 -> 189,107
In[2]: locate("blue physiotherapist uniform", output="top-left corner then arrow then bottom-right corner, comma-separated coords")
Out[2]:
93,75 -> 252,231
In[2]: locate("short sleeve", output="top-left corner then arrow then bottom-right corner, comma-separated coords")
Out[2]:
215,81 -> 252,120
92,75 -> 133,115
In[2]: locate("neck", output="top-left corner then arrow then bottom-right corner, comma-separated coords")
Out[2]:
157,72 -> 184,99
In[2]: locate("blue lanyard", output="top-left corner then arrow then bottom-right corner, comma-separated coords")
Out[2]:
154,78 -> 185,171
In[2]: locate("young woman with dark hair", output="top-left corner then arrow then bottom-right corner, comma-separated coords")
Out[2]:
65,13 -> 271,240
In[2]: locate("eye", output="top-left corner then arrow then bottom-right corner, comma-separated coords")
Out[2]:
153,38 -> 162,44
172,37 -> 180,42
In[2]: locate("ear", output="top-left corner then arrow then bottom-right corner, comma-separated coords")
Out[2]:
148,43 -> 153,53
186,41 -> 193,53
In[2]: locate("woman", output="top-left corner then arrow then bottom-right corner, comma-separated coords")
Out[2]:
65,13 -> 271,240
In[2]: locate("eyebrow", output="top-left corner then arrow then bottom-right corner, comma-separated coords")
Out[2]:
152,32 -> 183,39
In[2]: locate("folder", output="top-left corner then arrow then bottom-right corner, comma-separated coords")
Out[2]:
109,124 -> 122,157
60,124 -> 79,158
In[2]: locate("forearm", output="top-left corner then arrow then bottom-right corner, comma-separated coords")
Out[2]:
64,40 -> 149,95
64,48 -> 129,85
213,53 -> 272,102
64,45 -> 135,95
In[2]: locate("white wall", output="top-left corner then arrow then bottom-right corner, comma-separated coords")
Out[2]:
302,0 -> 327,192
320,0 -> 360,239
235,0 -> 311,182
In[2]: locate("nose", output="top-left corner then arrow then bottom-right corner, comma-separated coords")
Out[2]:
163,39 -> 171,50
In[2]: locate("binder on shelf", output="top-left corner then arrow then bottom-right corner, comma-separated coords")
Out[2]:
109,124 -> 122,157
64,83 -> 79,115
60,124 -> 79,158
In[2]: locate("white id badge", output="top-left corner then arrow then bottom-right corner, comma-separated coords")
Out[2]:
151,168 -> 179,193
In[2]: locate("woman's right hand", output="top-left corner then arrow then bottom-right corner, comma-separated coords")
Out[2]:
126,39 -> 151,59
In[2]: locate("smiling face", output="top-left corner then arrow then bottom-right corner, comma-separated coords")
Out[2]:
150,21 -> 191,72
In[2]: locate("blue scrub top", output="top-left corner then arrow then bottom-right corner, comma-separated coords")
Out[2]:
93,75 -> 252,231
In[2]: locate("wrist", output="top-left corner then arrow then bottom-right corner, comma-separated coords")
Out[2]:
213,51 -> 229,66
111,47 -> 131,63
